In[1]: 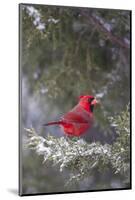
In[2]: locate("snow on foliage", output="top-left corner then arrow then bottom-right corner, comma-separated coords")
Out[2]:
25,104 -> 130,184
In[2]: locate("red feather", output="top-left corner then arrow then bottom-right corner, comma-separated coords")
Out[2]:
43,95 -> 99,136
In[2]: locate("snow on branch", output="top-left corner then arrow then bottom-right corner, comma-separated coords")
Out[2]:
25,104 -> 130,184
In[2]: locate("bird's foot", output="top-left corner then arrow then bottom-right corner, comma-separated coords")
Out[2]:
65,135 -> 79,143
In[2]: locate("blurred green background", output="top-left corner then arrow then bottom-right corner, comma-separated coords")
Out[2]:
20,4 -> 131,194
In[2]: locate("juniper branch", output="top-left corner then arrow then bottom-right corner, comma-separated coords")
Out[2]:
25,104 -> 130,184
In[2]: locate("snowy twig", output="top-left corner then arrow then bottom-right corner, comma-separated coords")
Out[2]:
25,104 -> 130,184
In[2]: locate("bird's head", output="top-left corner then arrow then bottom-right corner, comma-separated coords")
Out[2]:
78,95 -> 100,112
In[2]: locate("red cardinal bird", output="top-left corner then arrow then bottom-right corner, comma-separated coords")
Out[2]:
43,95 -> 99,137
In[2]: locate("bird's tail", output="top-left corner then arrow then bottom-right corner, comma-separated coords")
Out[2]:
43,121 -> 63,126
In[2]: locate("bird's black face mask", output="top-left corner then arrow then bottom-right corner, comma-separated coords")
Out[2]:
88,98 -> 95,113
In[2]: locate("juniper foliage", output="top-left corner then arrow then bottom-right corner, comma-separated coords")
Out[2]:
25,104 -> 130,185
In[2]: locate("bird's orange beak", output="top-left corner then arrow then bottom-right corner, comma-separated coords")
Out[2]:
91,98 -> 100,106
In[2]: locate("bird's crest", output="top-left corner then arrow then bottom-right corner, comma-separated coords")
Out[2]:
79,95 -> 94,100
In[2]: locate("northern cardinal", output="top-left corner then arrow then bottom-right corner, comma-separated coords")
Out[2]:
43,95 -> 99,137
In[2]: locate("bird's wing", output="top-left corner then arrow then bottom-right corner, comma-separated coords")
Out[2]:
62,105 -> 92,124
